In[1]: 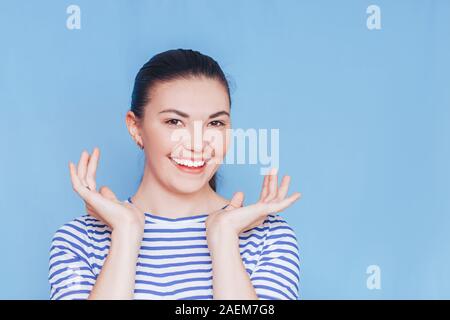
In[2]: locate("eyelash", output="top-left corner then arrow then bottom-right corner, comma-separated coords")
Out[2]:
165,119 -> 226,127
165,119 -> 182,126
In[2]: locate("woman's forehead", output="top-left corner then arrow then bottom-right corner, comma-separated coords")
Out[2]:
148,78 -> 230,116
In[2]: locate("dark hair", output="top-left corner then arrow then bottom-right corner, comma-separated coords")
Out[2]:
130,49 -> 232,192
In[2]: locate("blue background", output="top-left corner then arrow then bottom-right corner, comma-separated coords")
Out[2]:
0,0 -> 449,299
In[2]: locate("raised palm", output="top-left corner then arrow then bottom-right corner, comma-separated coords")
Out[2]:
206,167 -> 301,236
68,147 -> 144,230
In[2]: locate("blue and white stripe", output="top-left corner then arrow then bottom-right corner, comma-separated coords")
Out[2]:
48,198 -> 300,300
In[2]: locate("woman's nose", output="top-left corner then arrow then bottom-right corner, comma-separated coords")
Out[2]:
185,123 -> 208,152
183,134 -> 207,153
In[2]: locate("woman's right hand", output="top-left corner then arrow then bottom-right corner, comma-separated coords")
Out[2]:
69,147 -> 145,233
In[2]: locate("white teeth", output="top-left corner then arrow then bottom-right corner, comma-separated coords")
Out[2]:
171,157 -> 205,168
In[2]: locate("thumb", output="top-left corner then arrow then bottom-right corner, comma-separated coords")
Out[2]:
226,191 -> 245,210
99,186 -> 118,202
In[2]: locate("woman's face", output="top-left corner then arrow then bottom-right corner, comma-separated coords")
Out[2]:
131,77 -> 231,194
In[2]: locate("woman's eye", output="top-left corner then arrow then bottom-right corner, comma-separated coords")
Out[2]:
165,119 -> 183,126
209,120 -> 225,127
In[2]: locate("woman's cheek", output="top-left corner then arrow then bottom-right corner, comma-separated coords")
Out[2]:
206,128 -> 229,159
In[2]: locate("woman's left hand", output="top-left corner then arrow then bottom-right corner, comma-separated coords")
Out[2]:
205,168 -> 302,245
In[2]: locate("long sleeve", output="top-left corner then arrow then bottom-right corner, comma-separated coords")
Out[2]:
249,214 -> 300,300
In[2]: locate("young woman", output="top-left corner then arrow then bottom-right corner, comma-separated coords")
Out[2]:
48,49 -> 302,300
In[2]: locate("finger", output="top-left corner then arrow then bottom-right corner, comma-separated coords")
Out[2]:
82,185 -> 121,221
225,191 -> 245,211
259,174 -> 269,201
77,150 -> 90,187
69,162 -> 89,199
99,186 -> 119,202
268,192 -> 302,214
276,175 -> 291,201
86,147 -> 100,191
264,167 -> 278,202
70,163 -> 120,224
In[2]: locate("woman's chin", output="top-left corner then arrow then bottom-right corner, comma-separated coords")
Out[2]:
163,158 -> 216,193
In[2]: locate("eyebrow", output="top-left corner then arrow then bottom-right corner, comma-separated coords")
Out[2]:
158,109 -> 230,119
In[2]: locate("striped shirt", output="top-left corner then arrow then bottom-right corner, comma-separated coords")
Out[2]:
48,197 -> 300,300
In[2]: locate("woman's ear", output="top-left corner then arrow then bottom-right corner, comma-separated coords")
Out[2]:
125,111 -> 144,149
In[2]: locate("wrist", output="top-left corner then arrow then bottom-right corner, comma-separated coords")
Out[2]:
111,224 -> 144,246
207,226 -> 239,252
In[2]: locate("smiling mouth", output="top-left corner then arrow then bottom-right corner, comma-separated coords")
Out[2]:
168,156 -> 211,172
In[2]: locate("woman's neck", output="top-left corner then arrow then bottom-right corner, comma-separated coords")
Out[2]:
130,166 -> 228,219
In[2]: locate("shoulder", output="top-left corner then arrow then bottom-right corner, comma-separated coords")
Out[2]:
50,215 -> 111,253
260,213 -> 299,254
264,213 -> 298,238
241,213 -> 298,242
52,215 -> 110,240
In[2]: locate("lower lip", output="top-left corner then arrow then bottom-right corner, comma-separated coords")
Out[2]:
169,157 -> 207,174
